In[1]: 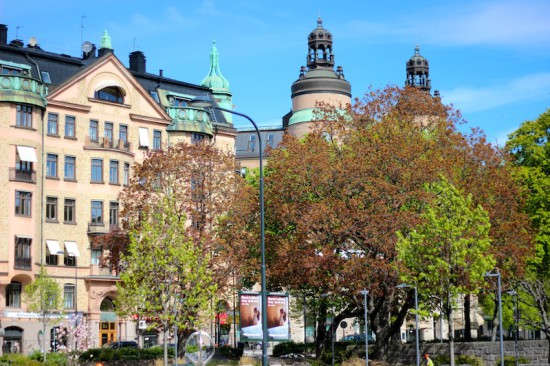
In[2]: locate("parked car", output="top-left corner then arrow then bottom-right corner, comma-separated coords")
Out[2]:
339,334 -> 376,344
102,341 -> 139,349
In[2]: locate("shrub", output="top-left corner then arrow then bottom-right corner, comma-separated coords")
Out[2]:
272,341 -> 314,357
239,355 -> 260,366
434,354 -> 485,366
219,345 -> 244,359
499,356 -> 530,366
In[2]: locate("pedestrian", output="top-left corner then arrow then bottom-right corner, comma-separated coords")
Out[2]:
423,353 -> 434,366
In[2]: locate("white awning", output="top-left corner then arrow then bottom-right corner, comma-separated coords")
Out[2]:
64,241 -> 80,257
138,127 -> 149,147
45,240 -> 61,255
16,146 -> 37,163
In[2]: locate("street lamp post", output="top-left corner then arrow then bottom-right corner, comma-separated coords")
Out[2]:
485,268 -> 504,366
397,284 -> 420,366
360,290 -> 369,366
507,290 -> 519,366
190,96 -> 268,366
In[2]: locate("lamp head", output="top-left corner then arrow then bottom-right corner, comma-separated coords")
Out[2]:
396,283 -> 410,289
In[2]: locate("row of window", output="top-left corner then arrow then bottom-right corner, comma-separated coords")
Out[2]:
43,154 -> 130,184
15,191 -> 118,227
17,105 -> 162,151
6,281 -> 76,309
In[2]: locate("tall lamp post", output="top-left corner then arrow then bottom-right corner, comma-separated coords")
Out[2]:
485,268 -> 504,366
397,284 -> 420,366
190,96 -> 268,366
359,290 -> 369,366
507,290 -> 519,366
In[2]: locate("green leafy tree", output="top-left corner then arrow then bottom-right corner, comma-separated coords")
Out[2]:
24,265 -> 62,363
115,141 -> 240,366
506,108 -> 550,362
397,177 -> 494,366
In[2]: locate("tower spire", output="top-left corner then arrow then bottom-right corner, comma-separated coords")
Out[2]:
201,40 -> 229,89
405,45 -> 431,92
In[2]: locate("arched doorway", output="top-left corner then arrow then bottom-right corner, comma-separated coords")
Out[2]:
99,297 -> 116,346
2,326 -> 22,354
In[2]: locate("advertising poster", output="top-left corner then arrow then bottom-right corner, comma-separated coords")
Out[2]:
267,293 -> 289,341
239,292 -> 262,341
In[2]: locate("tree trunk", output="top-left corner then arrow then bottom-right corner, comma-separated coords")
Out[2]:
315,302 -> 328,358
163,323 -> 169,366
448,294 -> 455,366
464,294 -> 472,341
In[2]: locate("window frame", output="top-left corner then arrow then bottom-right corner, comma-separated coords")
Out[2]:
153,130 -> 162,150
6,282 -> 22,308
89,120 -> 99,142
15,191 -> 32,216
64,198 -> 76,224
63,284 -> 75,309
91,158 -> 103,183
64,155 -> 76,181
109,160 -> 119,184
14,237 -> 31,270
91,200 -> 103,225
65,115 -> 76,138
247,134 -> 256,151
119,125 -> 128,145
47,113 -> 59,136
46,153 -> 58,178
45,196 -> 58,222
123,163 -> 130,186
16,104 -> 32,128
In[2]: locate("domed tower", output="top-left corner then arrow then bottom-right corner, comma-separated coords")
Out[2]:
405,45 -> 431,92
201,40 -> 233,123
288,17 -> 351,137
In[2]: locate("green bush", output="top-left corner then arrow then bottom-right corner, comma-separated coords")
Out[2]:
272,341 -> 314,357
0,353 -> 42,366
434,354 -> 485,366
219,345 -> 244,359
499,356 -> 530,366
119,347 -> 140,360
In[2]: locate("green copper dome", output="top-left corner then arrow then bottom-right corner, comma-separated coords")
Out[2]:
201,40 -> 229,90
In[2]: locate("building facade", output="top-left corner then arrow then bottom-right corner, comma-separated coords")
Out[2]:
0,24 -> 235,353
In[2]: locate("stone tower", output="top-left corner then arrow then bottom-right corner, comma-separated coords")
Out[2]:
405,45 -> 431,92
288,17 -> 351,137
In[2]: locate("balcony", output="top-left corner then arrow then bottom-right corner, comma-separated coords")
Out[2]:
87,222 -> 109,235
84,136 -> 132,154
0,74 -> 47,108
14,256 -> 31,270
9,168 -> 36,183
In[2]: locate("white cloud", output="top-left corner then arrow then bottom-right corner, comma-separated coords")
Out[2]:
440,72 -> 550,113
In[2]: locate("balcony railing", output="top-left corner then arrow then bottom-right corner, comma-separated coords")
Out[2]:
85,136 -> 131,153
14,256 -> 31,270
9,168 -> 36,183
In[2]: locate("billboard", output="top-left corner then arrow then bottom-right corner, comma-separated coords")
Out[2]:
239,292 -> 289,342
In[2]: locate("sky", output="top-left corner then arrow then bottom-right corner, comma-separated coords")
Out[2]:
2,0 -> 550,145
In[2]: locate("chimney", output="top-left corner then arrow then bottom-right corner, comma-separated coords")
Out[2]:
129,51 -> 146,73
0,24 -> 7,45
98,48 -> 113,57
159,69 -> 163,78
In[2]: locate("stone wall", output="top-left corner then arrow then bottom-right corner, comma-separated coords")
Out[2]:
385,340 -> 549,366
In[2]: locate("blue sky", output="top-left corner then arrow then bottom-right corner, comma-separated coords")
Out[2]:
2,0 -> 550,144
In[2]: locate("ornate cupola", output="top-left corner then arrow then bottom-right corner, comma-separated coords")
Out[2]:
405,45 -> 431,92
288,17 -> 351,137
201,40 -> 233,123
98,30 -> 113,57
307,17 -> 335,70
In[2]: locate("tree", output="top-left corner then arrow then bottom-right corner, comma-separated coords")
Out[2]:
396,177 -> 494,366
506,108 -> 550,362
115,141 -> 241,366
24,266 -> 62,363
219,86 -> 532,360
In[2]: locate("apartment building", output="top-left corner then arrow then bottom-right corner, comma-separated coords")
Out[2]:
0,24 -> 236,353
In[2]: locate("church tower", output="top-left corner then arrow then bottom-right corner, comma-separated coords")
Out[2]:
405,45 -> 431,92
201,40 -> 233,123
288,17 -> 351,137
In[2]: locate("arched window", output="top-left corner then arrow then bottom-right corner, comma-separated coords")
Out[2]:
2,326 -> 23,354
100,297 -> 115,312
95,86 -> 124,103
